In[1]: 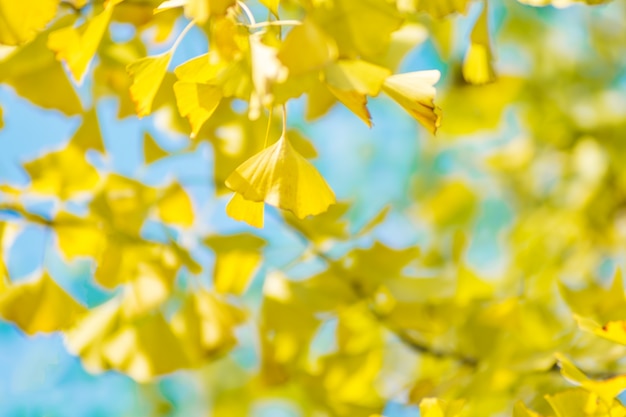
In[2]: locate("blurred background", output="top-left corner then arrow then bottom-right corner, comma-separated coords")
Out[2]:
1,0 -> 626,415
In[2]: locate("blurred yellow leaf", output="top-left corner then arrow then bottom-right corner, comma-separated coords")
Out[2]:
513,401 -> 544,417
0,0 -> 59,45
226,192 -> 265,228
311,0 -> 402,59
127,52 -> 172,117
556,353 -> 626,405
419,398 -> 465,417
71,108 -> 105,152
0,273 -> 86,335
143,132 -> 168,163
47,5 -> 113,83
225,134 -> 335,219
0,27 -> 82,115
54,211 -> 105,260
205,233 -> 265,295
462,1 -> 495,85
382,70 -> 441,134
324,60 -> 391,96
173,81 -> 222,138
170,291 -> 245,360
24,144 -> 100,198
326,84 -> 372,127
156,182 -> 194,227
278,19 -> 337,76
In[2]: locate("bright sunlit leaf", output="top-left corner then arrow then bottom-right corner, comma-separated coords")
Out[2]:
225,134 -> 336,219
127,52 -> 172,117
156,182 -> 194,227
0,273 -> 86,335
47,5 -> 113,83
382,70 -> 441,133
0,0 -> 59,45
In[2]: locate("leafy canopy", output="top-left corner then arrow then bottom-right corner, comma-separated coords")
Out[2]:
0,0 -> 624,416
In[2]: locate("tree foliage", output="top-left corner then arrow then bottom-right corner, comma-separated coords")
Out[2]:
0,0 -> 625,415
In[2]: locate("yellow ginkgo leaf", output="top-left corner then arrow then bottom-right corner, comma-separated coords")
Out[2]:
156,182 -> 194,227
0,273 -> 86,335
326,84 -> 372,127
545,388 -> 618,417
419,397 -> 465,417
47,5 -> 113,84
311,0 -> 402,59
205,233 -> 266,295
143,132 -> 168,163
0,24 -> 82,115
173,81 -> 222,138
382,70 -> 441,134
24,143 -> 100,198
513,401 -> 544,417
556,353 -> 626,405
127,52 -> 172,117
170,291 -> 245,361
225,134 -> 335,219
66,296 -> 199,382
323,60 -> 391,97
54,211 -> 105,260
226,192 -> 265,228
0,0 -> 59,45
277,19 -> 337,76
71,108 -> 105,152
101,311 -> 192,382
259,0 -> 279,15
579,317 -> 626,345
462,1 -> 495,85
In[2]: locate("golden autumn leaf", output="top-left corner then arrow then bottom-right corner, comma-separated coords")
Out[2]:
127,52 -> 172,117
156,181 -> 194,227
462,1 -> 495,85
324,60 -> 391,97
277,19 -> 337,76
47,5 -> 113,83
310,0 -> 402,59
226,192 -> 265,228
23,144 -> 100,198
0,0 -> 59,45
0,273 -> 86,335
419,397 -> 465,417
513,401 -> 544,417
225,134 -> 335,219
143,132 -> 168,163
65,298 -> 193,382
0,25 -> 82,115
326,84 -> 372,127
382,70 -> 441,134
205,233 -> 266,295
71,108 -> 106,152
556,353 -> 626,405
173,81 -> 222,137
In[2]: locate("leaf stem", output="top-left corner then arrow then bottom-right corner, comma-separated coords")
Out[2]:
237,1 -> 256,26
170,20 -> 196,54
264,107 -> 273,148
281,105 -> 287,137
246,20 -> 302,30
